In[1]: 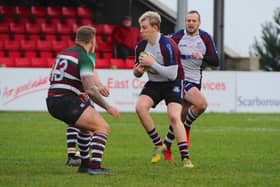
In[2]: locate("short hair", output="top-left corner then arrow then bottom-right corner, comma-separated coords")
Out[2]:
187,10 -> 201,21
75,25 -> 96,44
138,11 -> 161,29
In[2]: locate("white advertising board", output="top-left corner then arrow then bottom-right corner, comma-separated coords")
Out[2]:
236,72 -> 280,113
201,71 -> 236,112
93,69 -> 149,112
1,68 -> 280,113
0,68 -> 49,111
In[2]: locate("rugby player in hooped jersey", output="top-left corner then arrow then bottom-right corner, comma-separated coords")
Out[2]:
163,10 -> 219,161
65,54 -> 110,167
133,11 -> 194,168
46,25 -> 120,175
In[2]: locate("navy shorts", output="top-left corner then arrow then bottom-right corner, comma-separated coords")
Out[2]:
184,81 -> 201,92
46,95 -> 92,125
140,80 -> 184,108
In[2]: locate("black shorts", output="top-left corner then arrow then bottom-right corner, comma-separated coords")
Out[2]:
46,95 -> 91,125
140,80 -> 184,108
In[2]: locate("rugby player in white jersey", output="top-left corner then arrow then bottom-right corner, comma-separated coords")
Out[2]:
134,11 -> 194,168
163,10 -> 219,161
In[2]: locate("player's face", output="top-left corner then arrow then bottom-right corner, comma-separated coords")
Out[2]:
140,19 -> 157,41
185,13 -> 200,35
89,37 -> 96,53
123,19 -> 132,27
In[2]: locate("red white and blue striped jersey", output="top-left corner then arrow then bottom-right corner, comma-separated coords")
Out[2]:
135,33 -> 184,82
48,45 -> 95,96
170,29 -> 219,84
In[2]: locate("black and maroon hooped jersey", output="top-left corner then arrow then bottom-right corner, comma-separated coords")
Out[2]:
48,45 -> 95,97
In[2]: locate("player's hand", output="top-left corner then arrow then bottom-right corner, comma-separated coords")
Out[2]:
106,106 -> 120,119
134,63 -> 146,74
79,93 -> 89,102
192,51 -> 204,60
98,85 -> 110,97
139,54 -> 155,66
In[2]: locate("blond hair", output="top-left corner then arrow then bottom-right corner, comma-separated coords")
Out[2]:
75,25 -> 96,44
138,11 -> 161,29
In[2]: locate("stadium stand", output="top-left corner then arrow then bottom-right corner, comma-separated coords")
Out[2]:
0,5 -> 133,68
0,57 -> 15,67
62,7 -> 77,17
25,22 -> 41,34
25,51 -> 38,58
47,7 -> 62,17
125,58 -> 135,69
77,6 -> 92,18
15,6 -> 31,17
9,22 -> 26,33
15,57 -> 31,67
4,40 -> 20,51
31,57 -> 48,68
0,6 -> 13,16
9,51 -> 22,58
95,58 -> 111,69
20,40 -> 36,51
110,58 -> 126,69
47,58 -> 55,67
31,6 -> 47,17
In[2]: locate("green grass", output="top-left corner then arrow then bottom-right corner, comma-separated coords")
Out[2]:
0,112 -> 279,187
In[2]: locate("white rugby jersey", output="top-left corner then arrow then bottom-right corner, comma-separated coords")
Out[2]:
178,30 -> 206,84
135,33 -> 184,82
170,29 -> 219,84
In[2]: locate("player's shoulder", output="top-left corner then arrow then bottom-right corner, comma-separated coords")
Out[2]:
67,46 -> 91,65
136,39 -> 147,45
58,45 -> 80,61
136,40 -> 148,50
160,34 -> 173,43
159,35 -> 180,55
65,45 -> 84,56
170,29 -> 185,38
199,29 -> 212,37
168,29 -> 184,43
160,34 -> 178,47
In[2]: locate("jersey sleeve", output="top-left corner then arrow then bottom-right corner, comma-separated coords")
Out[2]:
79,53 -> 94,77
200,30 -> 219,67
161,37 -> 181,66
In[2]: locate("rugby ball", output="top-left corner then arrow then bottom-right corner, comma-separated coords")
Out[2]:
140,51 -> 157,74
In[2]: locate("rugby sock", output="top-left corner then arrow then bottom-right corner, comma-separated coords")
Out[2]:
184,108 -> 198,145
177,141 -> 190,160
148,128 -> 163,146
164,125 -> 175,150
77,132 -> 91,166
66,126 -> 79,158
90,132 -> 108,169
184,107 -> 198,129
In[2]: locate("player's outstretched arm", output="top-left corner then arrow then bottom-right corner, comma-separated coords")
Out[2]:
133,63 -> 145,77
82,76 -> 109,107
93,69 -> 110,97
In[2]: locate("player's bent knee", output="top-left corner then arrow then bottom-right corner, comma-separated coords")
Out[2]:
96,123 -> 110,134
195,100 -> 208,113
79,129 -> 92,135
169,115 -> 181,126
200,101 -> 208,112
104,123 -> 110,133
135,104 -> 148,114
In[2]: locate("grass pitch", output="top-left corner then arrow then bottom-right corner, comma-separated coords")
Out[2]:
0,112 -> 279,187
